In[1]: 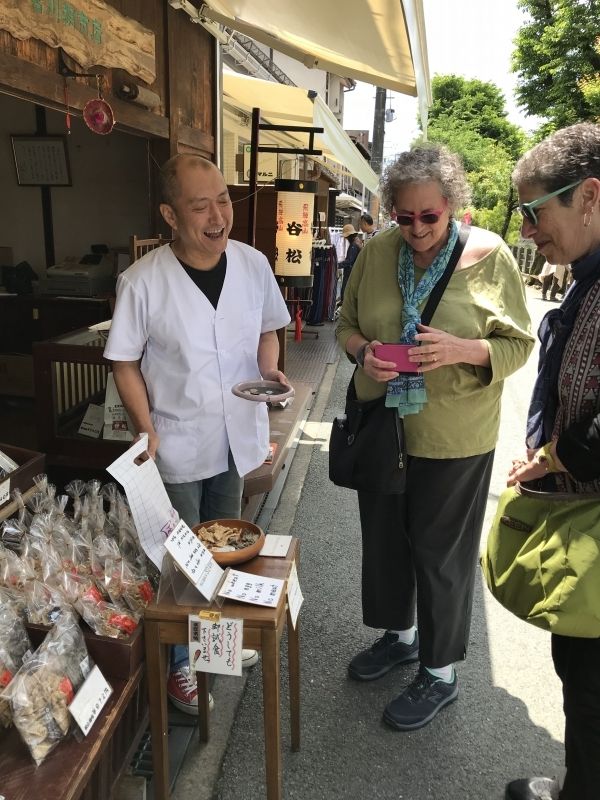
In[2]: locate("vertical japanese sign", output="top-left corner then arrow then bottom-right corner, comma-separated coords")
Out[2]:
274,180 -> 316,278
189,615 -> 243,676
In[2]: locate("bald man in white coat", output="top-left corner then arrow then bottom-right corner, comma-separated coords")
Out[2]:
104,155 -> 290,713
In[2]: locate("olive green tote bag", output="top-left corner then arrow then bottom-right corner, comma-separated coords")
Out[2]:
481,482 -> 600,638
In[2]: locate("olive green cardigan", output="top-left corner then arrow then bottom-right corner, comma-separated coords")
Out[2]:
336,227 -> 535,459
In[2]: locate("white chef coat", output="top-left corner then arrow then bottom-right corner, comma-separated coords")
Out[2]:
104,241 -> 290,483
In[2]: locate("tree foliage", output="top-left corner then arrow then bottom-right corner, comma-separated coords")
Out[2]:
421,75 -> 526,241
512,0 -> 600,127
429,75 -> 524,160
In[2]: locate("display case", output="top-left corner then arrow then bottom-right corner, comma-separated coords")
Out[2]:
33,328 -> 128,472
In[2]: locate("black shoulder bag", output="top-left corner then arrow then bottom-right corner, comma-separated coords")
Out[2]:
328,225 -> 471,494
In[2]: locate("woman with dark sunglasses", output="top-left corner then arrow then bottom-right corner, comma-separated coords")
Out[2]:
336,144 -> 534,732
504,123 -> 600,800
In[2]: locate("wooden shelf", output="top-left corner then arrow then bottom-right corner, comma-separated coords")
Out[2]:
0,665 -> 148,800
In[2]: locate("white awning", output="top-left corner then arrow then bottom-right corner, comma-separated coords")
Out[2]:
202,0 -> 430,101
335,193 -> 363,211
222,71 -> 380,193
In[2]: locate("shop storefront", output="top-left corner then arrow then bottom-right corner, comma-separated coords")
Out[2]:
0,3 -> 429,798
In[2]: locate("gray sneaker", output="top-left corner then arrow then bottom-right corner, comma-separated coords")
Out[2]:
383,666 -> 458,730
504,777 -> 560,800
348,630 -> 419,681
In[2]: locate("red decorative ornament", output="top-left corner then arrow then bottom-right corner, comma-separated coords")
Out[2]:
83,97 -> 115,135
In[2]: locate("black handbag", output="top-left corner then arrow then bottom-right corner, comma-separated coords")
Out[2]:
328,225 -> 471,494
329,378 -> 406,493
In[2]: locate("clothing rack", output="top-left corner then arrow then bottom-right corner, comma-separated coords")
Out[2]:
306,244 -> 338,324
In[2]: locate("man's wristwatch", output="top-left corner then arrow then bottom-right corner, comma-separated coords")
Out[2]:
355,342 -> 369,368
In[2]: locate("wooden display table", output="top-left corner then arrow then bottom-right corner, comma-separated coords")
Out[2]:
144,538 -> 301,800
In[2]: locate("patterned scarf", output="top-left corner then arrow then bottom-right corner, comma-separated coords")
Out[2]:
526,246 -> 600,451
385,221 -> 459,415
554,279 -> 600,494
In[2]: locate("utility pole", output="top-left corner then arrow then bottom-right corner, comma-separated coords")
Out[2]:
370,86 -> 386,176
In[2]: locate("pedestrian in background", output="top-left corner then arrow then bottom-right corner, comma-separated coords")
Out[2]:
339,223 -> 363,302
359,212 -> 378,238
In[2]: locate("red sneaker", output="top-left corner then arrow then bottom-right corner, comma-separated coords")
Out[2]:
167,667 -> 214,715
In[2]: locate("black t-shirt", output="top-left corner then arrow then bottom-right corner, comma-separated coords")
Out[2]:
178,253 -> 227,309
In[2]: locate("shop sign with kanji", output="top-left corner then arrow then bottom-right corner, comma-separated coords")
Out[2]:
0,0 -> 156,84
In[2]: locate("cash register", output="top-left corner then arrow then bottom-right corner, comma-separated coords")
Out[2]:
40,245 -> 117,297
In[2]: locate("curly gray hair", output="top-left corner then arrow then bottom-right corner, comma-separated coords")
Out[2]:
379,144 -> 472,214
512,123 -> 600,204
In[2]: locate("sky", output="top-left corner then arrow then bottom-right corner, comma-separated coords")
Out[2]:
343,0 -> 542,164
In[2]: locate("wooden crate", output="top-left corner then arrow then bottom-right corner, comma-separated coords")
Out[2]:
26,621 -> 145,681
0,442 -> 45,513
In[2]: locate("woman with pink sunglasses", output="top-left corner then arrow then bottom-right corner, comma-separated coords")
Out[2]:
336,144 -> 534,732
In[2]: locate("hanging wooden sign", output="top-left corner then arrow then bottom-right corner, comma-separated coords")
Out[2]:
0,0 -> 156,84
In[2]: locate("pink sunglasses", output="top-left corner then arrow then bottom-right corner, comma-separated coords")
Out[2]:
395,199 -> 448,227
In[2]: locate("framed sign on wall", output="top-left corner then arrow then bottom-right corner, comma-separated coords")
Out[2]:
11,135 -> 72,186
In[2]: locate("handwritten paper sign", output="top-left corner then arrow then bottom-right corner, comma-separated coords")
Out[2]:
259,534 -> 292,558
286,560 -> 303,630
165,520 -> 223,601
218,569 -> 284,608
189,615 -> 243,676
68,665 -> 112,736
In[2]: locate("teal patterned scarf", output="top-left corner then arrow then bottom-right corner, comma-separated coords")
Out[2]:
385,221 -> 459,415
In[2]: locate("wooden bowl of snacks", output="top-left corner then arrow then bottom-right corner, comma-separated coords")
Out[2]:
192,519 -> 265,566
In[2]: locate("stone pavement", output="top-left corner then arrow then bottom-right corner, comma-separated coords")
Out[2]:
174,289 -> 567,800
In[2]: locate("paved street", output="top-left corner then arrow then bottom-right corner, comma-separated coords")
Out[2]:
178,287 -> 568,800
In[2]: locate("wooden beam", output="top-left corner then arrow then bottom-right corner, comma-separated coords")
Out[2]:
177,124 -> 214,155
0,50 -> 168,139
165,4 -> 178,156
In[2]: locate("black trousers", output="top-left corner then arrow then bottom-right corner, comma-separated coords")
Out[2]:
357,451 -> 494,668
552,634 -> 600,800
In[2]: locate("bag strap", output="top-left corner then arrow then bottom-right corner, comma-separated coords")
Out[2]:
421,224 -> 471,326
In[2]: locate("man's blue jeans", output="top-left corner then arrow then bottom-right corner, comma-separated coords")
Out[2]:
164,449 -> 243,670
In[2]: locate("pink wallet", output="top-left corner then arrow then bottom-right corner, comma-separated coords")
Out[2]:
373,343 -> 420,372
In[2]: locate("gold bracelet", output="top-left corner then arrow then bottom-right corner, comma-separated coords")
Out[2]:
535,443 -> 561,473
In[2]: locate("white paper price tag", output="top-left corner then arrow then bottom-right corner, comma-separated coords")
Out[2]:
0,479 -> 9,507
286,560 -> 304,630
165,519 -> 224,600
218,569 -> 284,607
259,534 -> 292,557
68,665 -> 113,736
189,615 -> 243,676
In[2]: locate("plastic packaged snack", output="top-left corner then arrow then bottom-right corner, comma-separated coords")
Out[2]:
0,604 -> 33,728
76,593 -> 139,638
104,555 -> 154,614
1,611 -> 94,763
